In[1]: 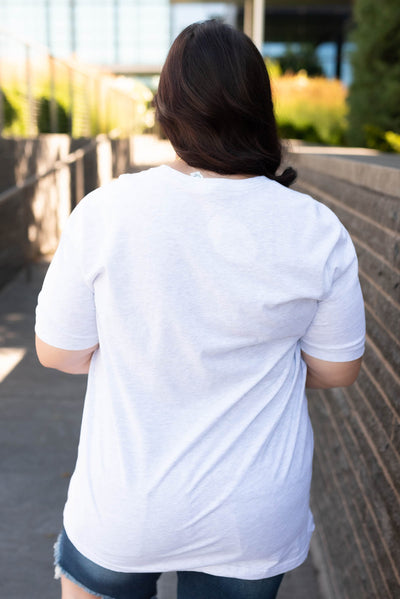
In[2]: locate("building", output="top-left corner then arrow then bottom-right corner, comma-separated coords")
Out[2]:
0,1 -> 352,80
0,1 -> 238,75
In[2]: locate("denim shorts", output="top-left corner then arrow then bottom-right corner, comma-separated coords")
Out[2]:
54,527 -> 284,599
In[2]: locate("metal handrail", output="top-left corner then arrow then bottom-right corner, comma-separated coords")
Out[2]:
0,28 -> 149,137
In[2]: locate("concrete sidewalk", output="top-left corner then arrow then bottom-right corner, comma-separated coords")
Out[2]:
0,262 -> 323,599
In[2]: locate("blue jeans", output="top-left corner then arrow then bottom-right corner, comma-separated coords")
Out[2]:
55,528 -> 284,599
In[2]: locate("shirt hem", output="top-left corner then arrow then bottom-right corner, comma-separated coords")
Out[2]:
300,340 -> 365,362
190,544 -> 311,579
64,519 -> 313,580
35,324 -> 99,351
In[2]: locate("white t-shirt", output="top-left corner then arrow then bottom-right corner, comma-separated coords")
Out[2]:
35,165 -> 365,579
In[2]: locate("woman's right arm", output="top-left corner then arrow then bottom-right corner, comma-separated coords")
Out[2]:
302,351 -> 362,389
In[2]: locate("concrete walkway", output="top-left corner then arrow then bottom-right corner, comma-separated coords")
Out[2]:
0,261 -> 323,599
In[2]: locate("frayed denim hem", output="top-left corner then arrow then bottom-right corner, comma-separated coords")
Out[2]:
53,533 -> 117,599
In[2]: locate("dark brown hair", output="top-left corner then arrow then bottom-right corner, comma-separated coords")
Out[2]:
154,20 -> 296,186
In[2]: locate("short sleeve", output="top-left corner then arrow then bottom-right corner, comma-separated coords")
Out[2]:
35,194 -> 101,350
300,225 -> 365,362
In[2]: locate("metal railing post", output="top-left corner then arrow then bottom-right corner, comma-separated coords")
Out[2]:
25,43 -> 35,136
85,72 -> 90,136
49,54 -> 57,133
68,65 -> 74,136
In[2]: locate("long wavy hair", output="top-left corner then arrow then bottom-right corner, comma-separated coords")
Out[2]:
153,20 -> 296,187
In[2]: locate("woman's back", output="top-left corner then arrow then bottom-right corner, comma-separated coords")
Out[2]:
35,20 -> 365,599
36,164 -> 364,578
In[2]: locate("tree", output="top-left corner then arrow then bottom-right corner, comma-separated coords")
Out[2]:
347,0 -> 400,148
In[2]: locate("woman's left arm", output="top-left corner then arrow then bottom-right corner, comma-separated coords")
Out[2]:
35,191 -> 107,374
35,335 -> 98,374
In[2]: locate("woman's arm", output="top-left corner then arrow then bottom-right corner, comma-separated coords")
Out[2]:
35,335 -> 98,375
302,351 -> 362,389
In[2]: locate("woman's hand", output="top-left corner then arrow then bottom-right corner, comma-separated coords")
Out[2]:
35,336 -> 99,374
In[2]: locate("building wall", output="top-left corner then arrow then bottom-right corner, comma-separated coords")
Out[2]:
0,134 -> 133,289
290,150 -> 400,599
1,135 -> 399,595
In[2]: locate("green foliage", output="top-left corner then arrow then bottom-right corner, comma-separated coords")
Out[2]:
272,74 -> 348,146
278,122 -> 324,144
362,125 -> 400,153
1,86 -> 29,135
277,44 -> 324,77
0,89 -> 18,127
1,64 -> 154,137
37,97 -> 70,133
271,47 -> 341,144
265,58 -> 282,79
385,131 -> 400,152
363,125 -> 393,152
347,0 -> 400,147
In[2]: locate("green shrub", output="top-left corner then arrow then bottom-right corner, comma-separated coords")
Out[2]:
37,96 -> 70,133
385,131 -> 400,152
347,0 -> 400,147
1,62 -> 154,137
363,125 -> 392,152
265,58 -> 282,79
0,86 -> 28,135
278,122 -> 323,144
362,126 -> 400,153
272,74 -> 347,145
0,88 -> 18,128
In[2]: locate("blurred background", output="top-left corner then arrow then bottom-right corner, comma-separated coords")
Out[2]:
0,0 -> 399,149
0,2 -> 399,599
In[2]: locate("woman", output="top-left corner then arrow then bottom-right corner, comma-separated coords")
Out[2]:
35,20 -> 365,599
